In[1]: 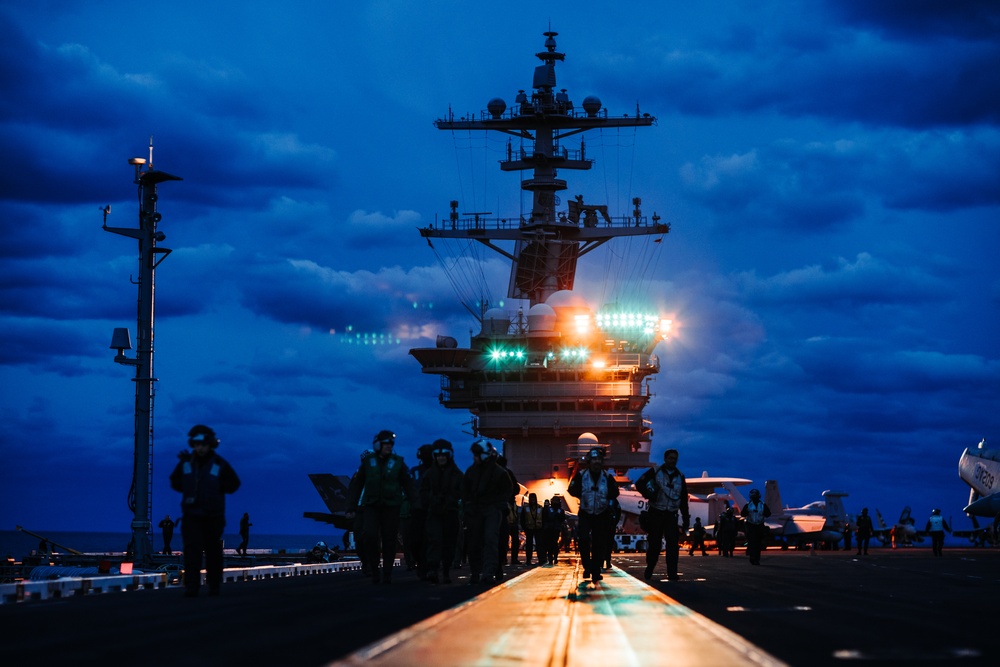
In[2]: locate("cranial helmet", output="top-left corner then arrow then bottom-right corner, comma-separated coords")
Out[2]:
470,438 -> 491,457
417,444 -> 434,464
431,438 -> 454,459
587,447 -> 605,461
749,488 -> 761,499
373,430 -> 396,446
188,424 -> 219,449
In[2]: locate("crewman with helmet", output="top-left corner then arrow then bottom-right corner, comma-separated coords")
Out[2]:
463,439 -> 512,585
568,447 -> 620,583
636,448 -> 689,581
404,444 -> 434,578
925,508 -> 951,557
169,424 -> 241,597
420,439 -> 464,583
349,449 -> 374,577
347,430 -> 414,584
741,488 -> 772,565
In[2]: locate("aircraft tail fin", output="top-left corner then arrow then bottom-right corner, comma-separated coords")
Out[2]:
764,480 -> 783,512
821,490 -> 849,522
309,473 -> 353,513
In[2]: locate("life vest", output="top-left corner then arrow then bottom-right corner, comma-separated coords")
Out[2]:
360,453 -> 406,506
928,515 -> 945,532
522,505 -> 543,530
653,468 -> 685,512
744,500 -> 767,525
578,471 -> 612,515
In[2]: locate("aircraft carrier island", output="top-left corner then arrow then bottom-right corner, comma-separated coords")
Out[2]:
409,30 -> 671,505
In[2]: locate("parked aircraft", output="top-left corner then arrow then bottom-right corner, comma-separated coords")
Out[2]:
873,507 -> 921,546
725,481 -> 849,548
614,471 -> 752,534
958,438 -> 1000,518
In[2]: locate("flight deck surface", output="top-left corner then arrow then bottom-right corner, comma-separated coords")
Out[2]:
1,548 -> 995,666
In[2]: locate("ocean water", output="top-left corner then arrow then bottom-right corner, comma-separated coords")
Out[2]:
0,529 -> 348,559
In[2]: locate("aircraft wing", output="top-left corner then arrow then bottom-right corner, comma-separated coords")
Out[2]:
302,511 -> 353,530
686,476 -> 752,494
777,515 -> 828,536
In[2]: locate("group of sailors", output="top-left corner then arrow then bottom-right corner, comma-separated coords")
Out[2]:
342,434 -> 787,586
344,430 -> 571,586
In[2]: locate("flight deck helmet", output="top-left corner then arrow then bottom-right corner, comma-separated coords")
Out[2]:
431,439 -> 454,460
749,488 -> 761,501
586,447 -> 605,463
417,444 -> 434,465
470,438 -> 496,459
372,430 -> 396,447
188,424 -> 219,449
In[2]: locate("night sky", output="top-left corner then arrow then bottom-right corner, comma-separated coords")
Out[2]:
2,1 -> 998,536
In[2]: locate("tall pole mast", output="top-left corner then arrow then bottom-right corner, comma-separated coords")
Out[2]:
103,141 -> 181,565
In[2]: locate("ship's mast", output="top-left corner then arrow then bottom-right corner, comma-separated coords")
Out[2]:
103,141 -> 181,565
412,33 -> 671,493
426,31 -> 666,306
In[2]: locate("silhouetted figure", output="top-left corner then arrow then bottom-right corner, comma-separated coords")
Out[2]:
159,515 -> 176,555
715,506 -> 738,557
925,508 -> 951,557
688,517 -> 708,555
346,429 -> 414,584
568,447 -> 620,584
637,449 -> 690,580
237,513 -> 252,556
542,497 -> 567,564
520,493 -> 543,565
741,488 -> 771,565
463,439 -> 512,586
170,424 -> 241,597
421,439 -> 464,584
856,508 -> 873,555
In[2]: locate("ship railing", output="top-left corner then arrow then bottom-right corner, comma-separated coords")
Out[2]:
429,214 -> 659,232
478,412 -> 643,430
478,382 -> 640,398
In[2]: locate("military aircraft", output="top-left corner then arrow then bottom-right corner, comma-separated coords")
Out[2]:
302,473 -> 354,530
959,438 -> 1000,518
873,506 -> 922,546
725,481 -> 850,548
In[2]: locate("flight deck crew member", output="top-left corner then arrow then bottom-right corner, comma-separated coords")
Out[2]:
520,493 -> 543,565
637,448 -> 689,581
159,515 -> 176,555
688,517 -> 708,556
741,488 -> 771,565
925,508 -> 951,557
542,497 -> 567,564
463,439 -> 512,585
715,505 -> 738,557
169,424 -> 241,597
405,444 -> 433,579
568,447 -> 620,583
420,439 -> 464,584
237,512 -> 252,556
855,507 -> 873,556
346,430 -> 414,584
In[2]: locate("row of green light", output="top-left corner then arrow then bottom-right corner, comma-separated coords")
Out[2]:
486,346 -> 589,363
595,312 -> 672,339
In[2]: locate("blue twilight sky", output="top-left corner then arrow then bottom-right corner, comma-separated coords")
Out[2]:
1,1 -> 998,536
